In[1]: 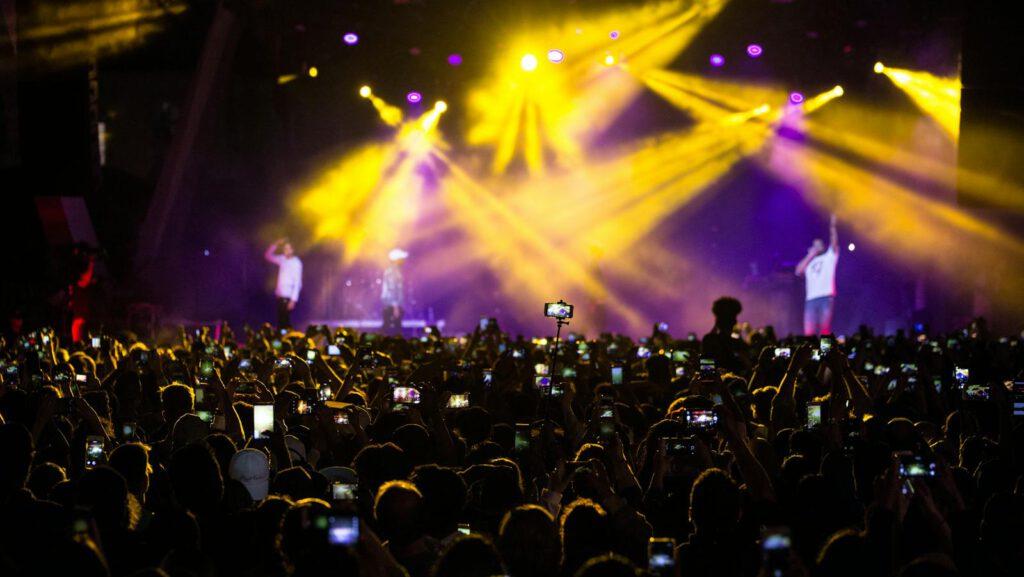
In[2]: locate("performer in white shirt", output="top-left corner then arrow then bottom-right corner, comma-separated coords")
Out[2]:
264,238 -> 303,328
795,214 -> 839,336
381,248 -> 407,335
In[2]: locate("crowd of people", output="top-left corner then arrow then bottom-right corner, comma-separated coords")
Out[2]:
1,298 -> 1023,577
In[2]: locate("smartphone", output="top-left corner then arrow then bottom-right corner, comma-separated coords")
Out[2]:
674,366 -> 686,378
121,422 -> 137,440
331,482 -> 357,503
819,337 -> 832,354
238,358 -> 253,373
663,436 -> 696,457
684,408 -> 718,431
514,423 -> 531,452
76,373 -> 88,384
561,366 -> 577,378
534,375 -> 551,391
610,366 -> 623,386
392,386 -> 421,405
534,363 -> 549,376
91,337 -> 102,349
457,522 -> 471,536
324,514 -> 359,546
306,350 -> 317,364
333,410 -> 350,425
671,350 -> 689,362
901,363 -> 918,374
806,402 -> 825,428
274,358 -> 291,370
1011,381 -> 1024,418
551,385 -> 564,397
699,358 -> 717,378
197,410 -> 214,424
962,384 -> 990,401
447,393 -> 471,409
648,537 -> 676,576
482,369 -> 493,388
479,317 -> 490,331
762,527 -> 791,577
774,347 -> 791,359
253,404 -> 274,439
954,367 -> 969,387
636,346 -> 651,359
194,385 -> 207,406
327,344 -> 341,356
898,452 -> 937,478
295,398 -> 312,415
199,358 -> 214,379
85,436 -> 105,469
544,302 -> 573,319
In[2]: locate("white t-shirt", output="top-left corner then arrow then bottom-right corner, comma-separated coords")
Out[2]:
805,248 -> 838,301
268,255 -> 303,302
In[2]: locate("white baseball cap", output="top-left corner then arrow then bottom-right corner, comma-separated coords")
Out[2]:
228,449 -> 270,501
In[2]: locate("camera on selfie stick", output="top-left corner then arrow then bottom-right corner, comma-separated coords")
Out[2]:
543,301 -> 574,398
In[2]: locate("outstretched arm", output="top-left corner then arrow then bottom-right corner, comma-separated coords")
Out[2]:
829,214 -> 839,253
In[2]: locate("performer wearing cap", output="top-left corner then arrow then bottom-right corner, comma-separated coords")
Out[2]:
381,248 -> 408,335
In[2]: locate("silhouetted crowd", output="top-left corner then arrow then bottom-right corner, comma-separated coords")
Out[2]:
1,299 -> 1023,577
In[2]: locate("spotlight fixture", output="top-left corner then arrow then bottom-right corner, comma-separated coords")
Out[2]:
520,53 -> 539,72
789,92 -> 805,104
873,61 -> 885,74
307,66 -> 319,78
343,33 -> 359,45
709,54 -> 725,67
847,243 -> 856,252
832,85 -> 844,96
547,49 -> 565,64
746,43 -> 763,58
407,91 -> 422,104
435,101 -> 448,112
448,53 -> 463,66
603,54 -> 616,66
359,85 -> 372,98
609,30 -> 620,40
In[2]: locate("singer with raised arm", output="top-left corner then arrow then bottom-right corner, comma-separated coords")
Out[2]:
381,248 -> 407,336
795,214 -> 839,335
264,238 -> 303,329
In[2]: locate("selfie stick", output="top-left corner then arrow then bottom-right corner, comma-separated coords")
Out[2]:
547,301 -> 571,399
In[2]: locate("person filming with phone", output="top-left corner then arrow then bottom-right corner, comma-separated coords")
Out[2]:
264,238 -> 303,328
795,214 -> 839,336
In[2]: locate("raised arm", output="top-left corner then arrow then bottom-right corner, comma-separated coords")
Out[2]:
795,248 -> 817,276
829,214 -> 839,253
264,239 -> 283,264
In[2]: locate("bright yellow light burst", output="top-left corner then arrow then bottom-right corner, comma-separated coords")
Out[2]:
466,0 -> 730,175
876,64 -> 961,140
295,96 -> 446,263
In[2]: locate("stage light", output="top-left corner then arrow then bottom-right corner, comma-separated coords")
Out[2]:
407,91 -> 422,104
603,54 -> 616,66
343,33 -> 359,45
874,61 -> 885,74
610,30 -> 620,40
746,43 -> 763,58
709,54 -> 725,67
520,53 -> 539,72
277,74 -> 297,85
448,53 -> 463,66
848,243 -> 856,252
435,101 -> 448,112
832,85 -> 844,96
359,85 -> 372,98
875,65 -> 960,138
789,92 -> 804,104
547,49 -> 565,63
307,66 -> 318,78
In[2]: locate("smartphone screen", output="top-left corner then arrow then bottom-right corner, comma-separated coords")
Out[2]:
762,527 -> 791,577
76,373 -> 88,383
327,344 -> 341,356
699,358 -> 716,378
648,538 -> 676,576
610,366 -> 623,385
239,358 -> 253,372
253,404 -> 274,439
637,346 -> 651,359
91,337 -> 102,348
392,386 -> 421,405
325,515 -> 359,546
457,523 -> 471,536
534,363 -> 549,376
199,358 -> 214,378
306,350 -> 317,364
774,347 -> 792,359
121,422 -> 136,439
447,393 -> 470,409
685,409 -> 718,431
954,367 -> 969,387
819,338 -> 832,354
85,436 -> 105,469
197,410 -> 214,424
534,375 -> 551,390
514,423 -> 530,452
331,482 -> 357,502
482,369 -> 493,388
898,452 -> 937,477
806,403 -> 823,428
